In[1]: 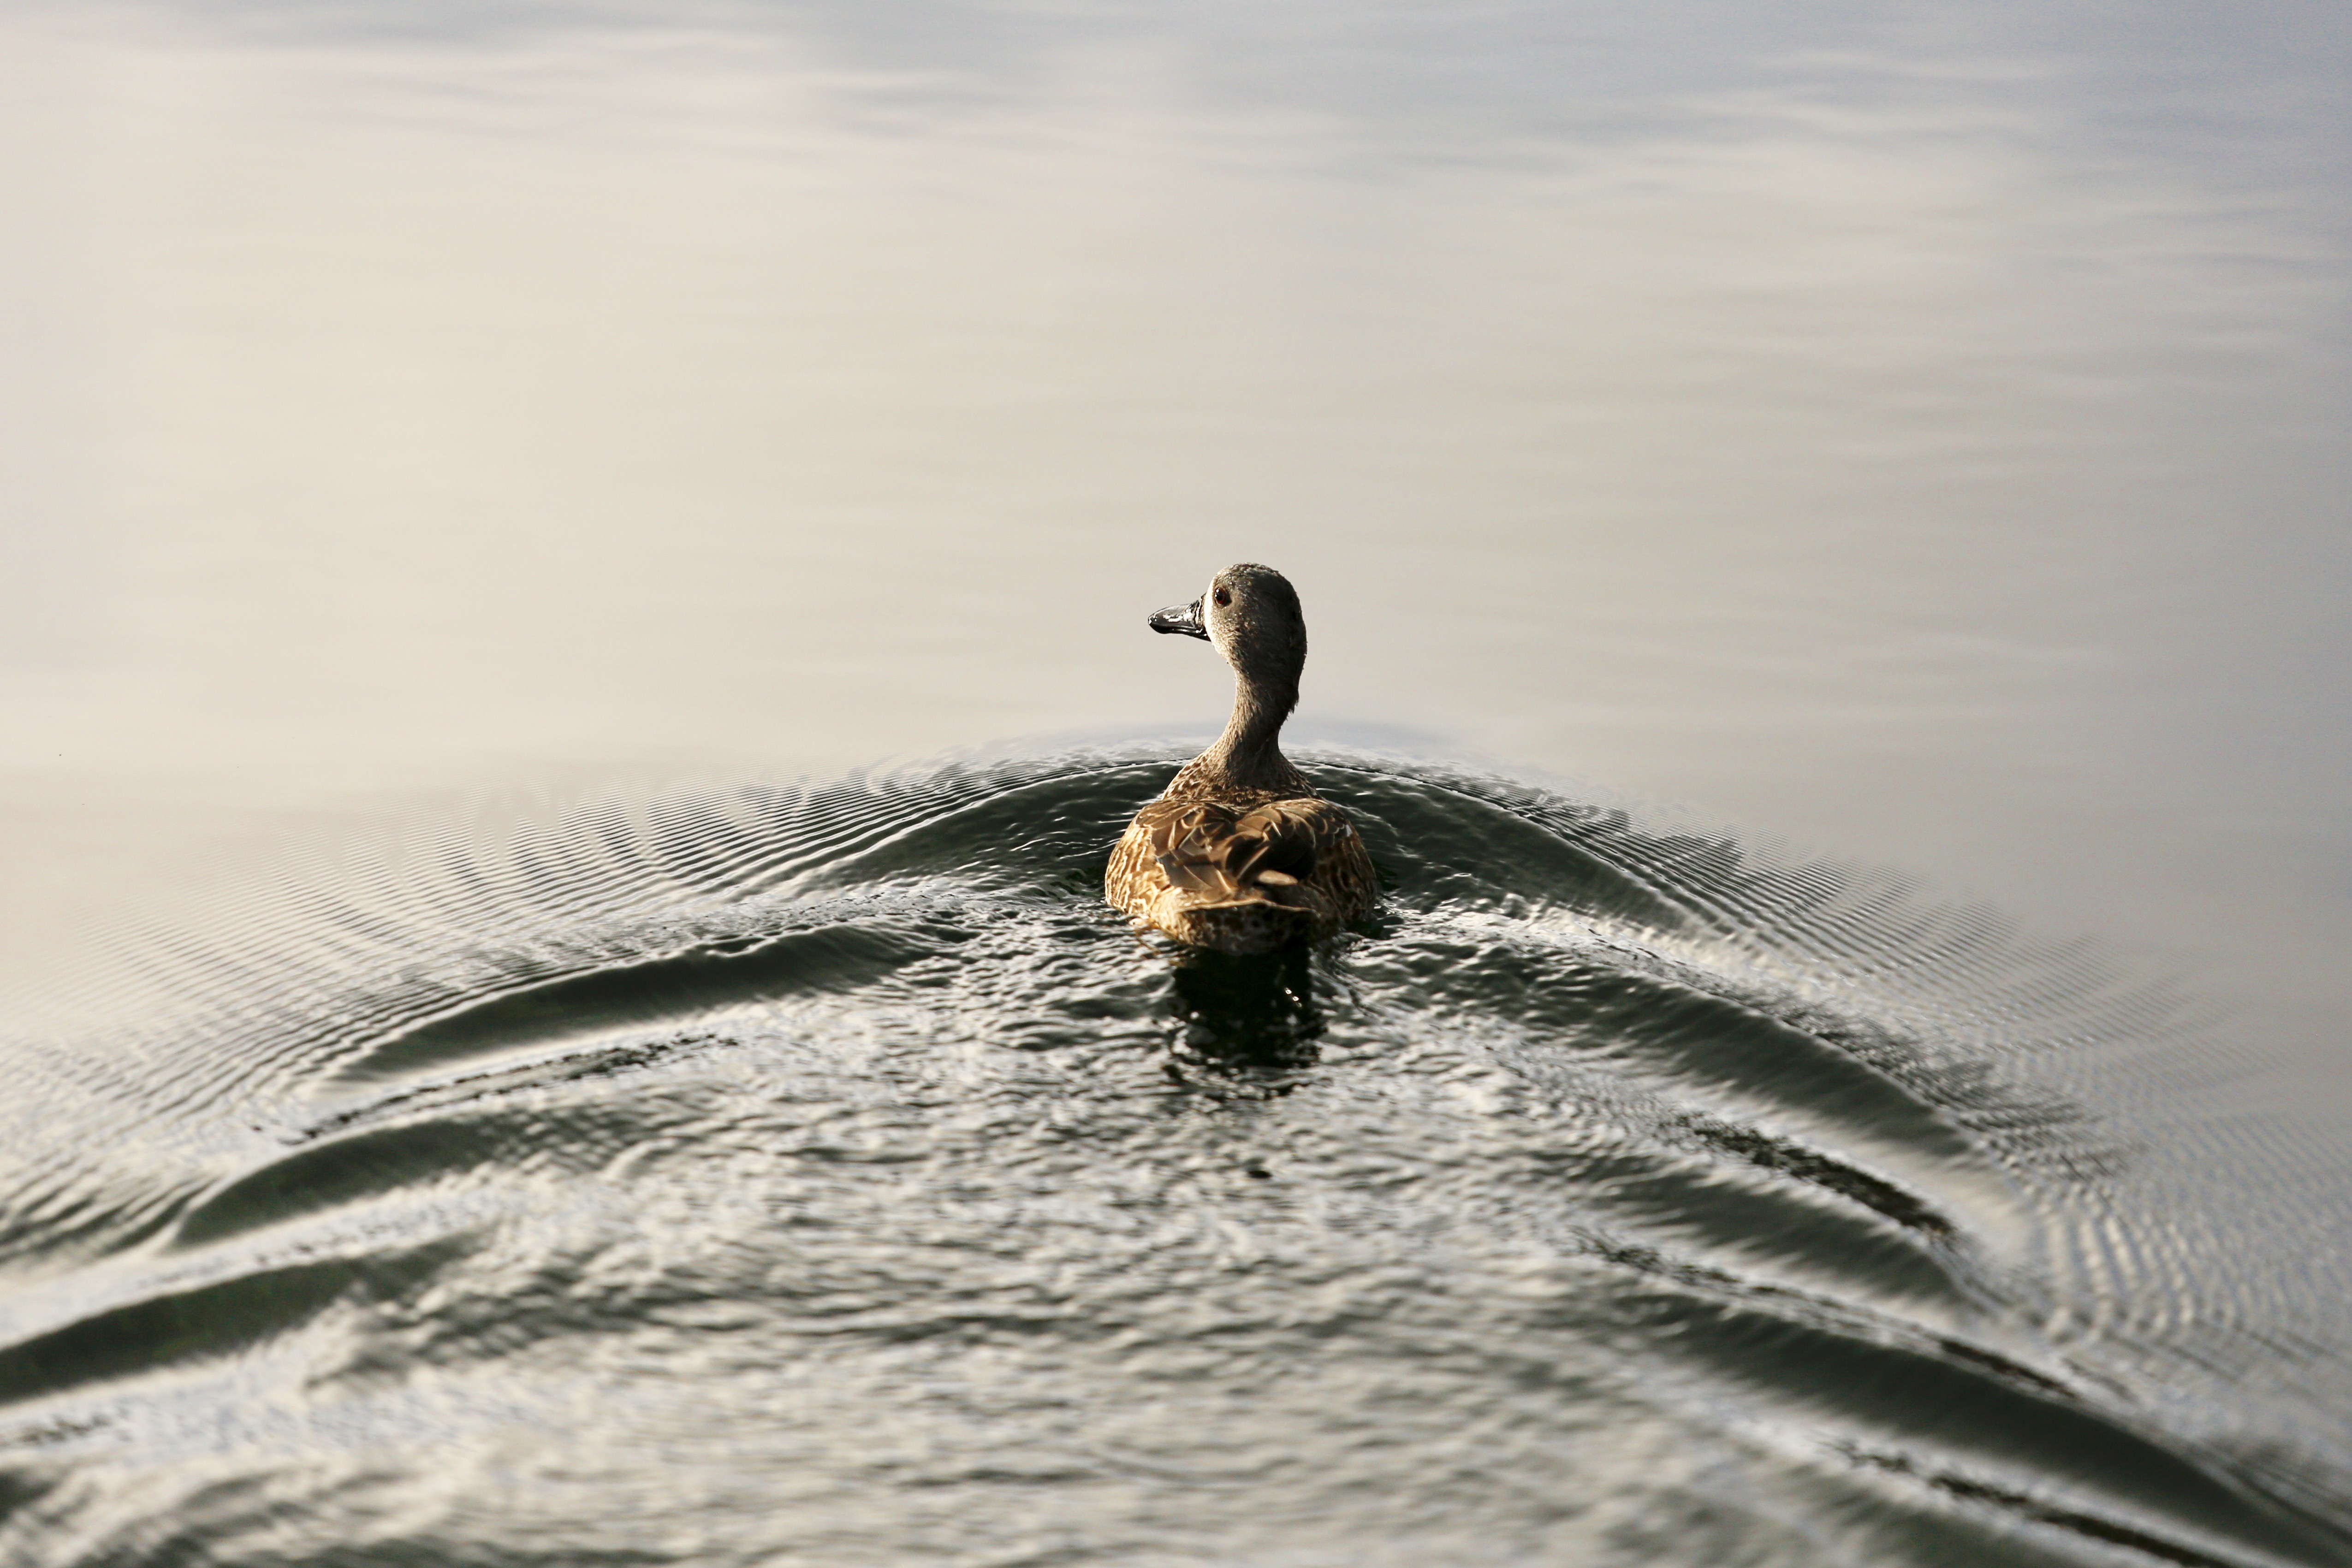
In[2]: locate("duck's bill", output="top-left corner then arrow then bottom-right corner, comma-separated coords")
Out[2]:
1149,599 -> 1210,639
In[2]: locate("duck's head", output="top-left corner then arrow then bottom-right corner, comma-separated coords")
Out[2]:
1150,563 -> 1307,690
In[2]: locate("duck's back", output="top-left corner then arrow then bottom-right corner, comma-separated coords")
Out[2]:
1106,787 -> 1376,954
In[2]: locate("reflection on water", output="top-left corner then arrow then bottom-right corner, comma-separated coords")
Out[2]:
1,0 -> 2350,1561
1,750 -> 2349,1565
1168,947 -> 1327,1072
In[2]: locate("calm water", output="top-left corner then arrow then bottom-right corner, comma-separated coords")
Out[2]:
3,2 -> 2350,1563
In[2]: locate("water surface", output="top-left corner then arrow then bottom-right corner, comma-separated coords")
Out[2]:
2,1 -> 2350,1562
5,751 -> 2350,1565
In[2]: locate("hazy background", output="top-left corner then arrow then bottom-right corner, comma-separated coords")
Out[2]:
3,0 -> 2346,1067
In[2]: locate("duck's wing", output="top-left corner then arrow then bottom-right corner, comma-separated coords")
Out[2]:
1139,801 -> 1248,903
1146,797 -> 1357,907
1108,792 -> 1374,950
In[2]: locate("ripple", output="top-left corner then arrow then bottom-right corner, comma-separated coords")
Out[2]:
0,749 -> 2344,1566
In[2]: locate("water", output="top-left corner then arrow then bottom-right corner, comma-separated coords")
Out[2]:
3,0 -> 2350,1562
0,750 -> 2344,1565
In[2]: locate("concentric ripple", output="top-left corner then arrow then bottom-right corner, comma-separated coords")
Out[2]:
0,750 -> 2344,1567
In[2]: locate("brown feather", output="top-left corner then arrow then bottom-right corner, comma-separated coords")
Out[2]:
1105,564 -> 1379,953
1107,787 -> 1377,954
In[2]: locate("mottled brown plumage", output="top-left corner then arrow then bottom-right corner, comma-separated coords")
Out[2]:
1106,564 -> 1377,953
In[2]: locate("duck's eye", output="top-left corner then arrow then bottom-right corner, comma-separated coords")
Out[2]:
1213,587 -> 1231,608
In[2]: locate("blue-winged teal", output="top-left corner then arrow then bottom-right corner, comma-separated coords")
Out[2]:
1105,564 -> 1377,954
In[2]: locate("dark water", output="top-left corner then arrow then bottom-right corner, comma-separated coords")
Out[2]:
2,751 -> 2346,1566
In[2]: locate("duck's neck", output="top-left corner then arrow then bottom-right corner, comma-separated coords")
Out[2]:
1191,667 -> 1306,795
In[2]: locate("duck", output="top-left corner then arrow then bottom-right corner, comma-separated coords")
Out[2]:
1105,563 -> 1378,954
